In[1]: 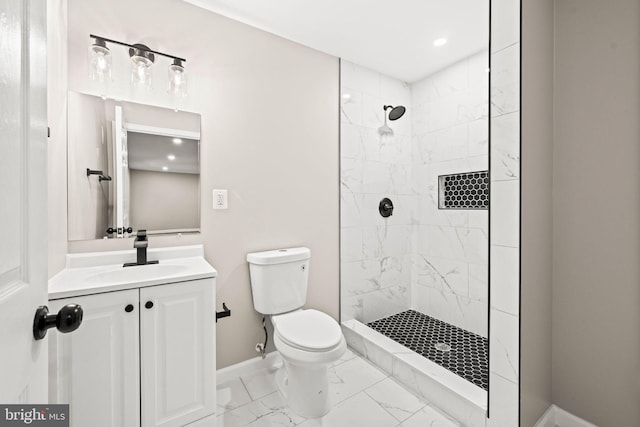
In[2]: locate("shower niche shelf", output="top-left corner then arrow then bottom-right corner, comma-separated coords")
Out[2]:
438,170 -> 489,210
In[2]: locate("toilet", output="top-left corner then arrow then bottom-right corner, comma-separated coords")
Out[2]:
247,247 -> 346,418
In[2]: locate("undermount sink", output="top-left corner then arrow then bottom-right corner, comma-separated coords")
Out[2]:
85,263 -> 189,285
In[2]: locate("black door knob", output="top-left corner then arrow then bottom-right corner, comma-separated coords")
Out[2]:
125,304 -> 134,312
33,304 -> 83,341
145,301 -> 154,309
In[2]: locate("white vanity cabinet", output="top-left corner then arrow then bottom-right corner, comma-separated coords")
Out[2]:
49,275 -> 216,427
49,289 -> 141,427
140,279 -> 215,427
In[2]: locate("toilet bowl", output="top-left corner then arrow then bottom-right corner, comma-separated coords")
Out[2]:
246,247 -> 347,418
271,309 -> 346,418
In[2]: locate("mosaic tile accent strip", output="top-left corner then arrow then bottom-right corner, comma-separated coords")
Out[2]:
367,309 -> 488,390
438,170 -> 489,209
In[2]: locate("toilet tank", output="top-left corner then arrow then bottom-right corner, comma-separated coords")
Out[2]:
246,247 -> 310,315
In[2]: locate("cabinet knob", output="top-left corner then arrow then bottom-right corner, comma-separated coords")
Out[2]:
145,301 -> 154,309
125,304 -> 134,313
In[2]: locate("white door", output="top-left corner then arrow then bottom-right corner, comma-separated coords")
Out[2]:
0,0 -> 49,403
140,280 -> 216,427
49,290 -> 140,427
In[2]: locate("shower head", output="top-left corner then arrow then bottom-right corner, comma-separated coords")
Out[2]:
378,104 -> 406,136
384,105 -> 406,121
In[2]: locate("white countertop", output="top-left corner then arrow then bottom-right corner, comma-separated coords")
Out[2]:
49,245 -> 217,300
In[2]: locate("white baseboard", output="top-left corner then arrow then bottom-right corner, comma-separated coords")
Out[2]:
535,405 -> 599,427
216,351 -> 282,384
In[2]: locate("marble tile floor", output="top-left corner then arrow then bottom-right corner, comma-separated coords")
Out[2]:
217,348 -> 462,427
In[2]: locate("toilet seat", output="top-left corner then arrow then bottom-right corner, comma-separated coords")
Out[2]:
273,309 -> 342,351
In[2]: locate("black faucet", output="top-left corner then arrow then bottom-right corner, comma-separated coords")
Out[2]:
123,229 -> 159,267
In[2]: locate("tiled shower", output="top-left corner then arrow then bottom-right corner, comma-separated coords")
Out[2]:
340,51 -> 489,397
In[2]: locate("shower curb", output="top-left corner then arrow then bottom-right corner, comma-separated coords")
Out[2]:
342,319 -> 486,427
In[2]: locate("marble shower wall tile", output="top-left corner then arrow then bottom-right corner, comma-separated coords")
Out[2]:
341,122 -> 364,159
341,87 -> 363,126
468,263 -> 489,302
490,0 -> 520,53
426,226 -> 488,265
414,255 -> 469,296
489,245 -> 519,316
486,373 -> 518,427
341,61 -> 381,95
490,180 -> 520,248
469,117 -> 489,157
361,225 -> 413,259
489,0 -> 520,423
490,111 -> 520,180
342,255 -> 412,297
490,44 -> 520,117
489,309 -> 519,384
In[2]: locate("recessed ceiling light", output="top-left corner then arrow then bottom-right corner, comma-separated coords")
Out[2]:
167,154 -> 176,161
433,38 -> 447,47
172,138 -> 183,145
162,166 -> 168,171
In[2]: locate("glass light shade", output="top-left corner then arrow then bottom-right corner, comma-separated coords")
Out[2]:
167,62 -> 187,98
130,55 -> 153,89
88,43 -> 111,83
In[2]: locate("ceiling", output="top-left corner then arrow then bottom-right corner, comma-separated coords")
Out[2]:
127,132 -> 200,174
185,0 -> 489,82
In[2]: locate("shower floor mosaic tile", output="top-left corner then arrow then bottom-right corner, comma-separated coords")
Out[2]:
367,310 -> 488,390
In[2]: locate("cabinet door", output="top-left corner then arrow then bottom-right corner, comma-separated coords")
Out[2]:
140,279 -> 215,427
49,290 -> 140,427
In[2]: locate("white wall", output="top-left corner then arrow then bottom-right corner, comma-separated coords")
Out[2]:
48,0 -> 339,368
553,0 -> 640,425
128,170 -> 199,231
340,61 -> 414,324
411,51 -> 489,337
520,0 -> 554,425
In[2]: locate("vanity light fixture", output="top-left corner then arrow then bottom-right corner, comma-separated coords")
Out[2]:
162,166 -> 169,171
172,138 -> 183,145
88,34 -> 187,97
167,154 -> 176,161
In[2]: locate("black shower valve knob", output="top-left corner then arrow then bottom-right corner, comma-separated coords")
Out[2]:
379,197 -> 394,218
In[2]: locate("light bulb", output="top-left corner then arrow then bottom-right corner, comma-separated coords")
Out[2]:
129,44 -> 154,90
88,39 -> 111,83
168,59 -> 187,98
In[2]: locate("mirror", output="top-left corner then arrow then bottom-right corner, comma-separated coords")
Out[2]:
67,91 -> 201,241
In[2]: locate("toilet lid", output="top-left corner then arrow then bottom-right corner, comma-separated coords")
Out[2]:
275,309 -> 342,351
